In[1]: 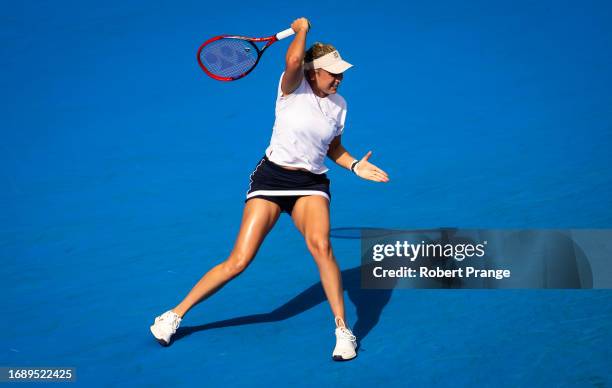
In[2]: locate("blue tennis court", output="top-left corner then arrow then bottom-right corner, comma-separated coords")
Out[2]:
2,0 -> 611,386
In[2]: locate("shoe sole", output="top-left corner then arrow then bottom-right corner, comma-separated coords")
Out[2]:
332,352 -> 357,362
149,325 -> 170,347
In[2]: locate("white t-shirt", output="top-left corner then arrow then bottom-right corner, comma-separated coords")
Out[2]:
265,73 -> 347,174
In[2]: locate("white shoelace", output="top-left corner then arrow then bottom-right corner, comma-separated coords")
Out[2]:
158,313 -> 180,330
337,326 -> 356,342
334,317 -> 356,341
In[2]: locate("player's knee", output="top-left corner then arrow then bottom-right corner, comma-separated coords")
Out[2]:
223,260 -> 247,277
306,237 -> 331,258
223,252 -> 252,277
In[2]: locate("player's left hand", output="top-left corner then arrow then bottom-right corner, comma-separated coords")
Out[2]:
355,151 -> 389,183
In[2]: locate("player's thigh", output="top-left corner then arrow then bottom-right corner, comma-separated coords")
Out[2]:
291,195 -> 331,254
229,198 -> 281,264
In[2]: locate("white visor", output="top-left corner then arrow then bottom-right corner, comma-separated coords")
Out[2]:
304,50 -> 353,74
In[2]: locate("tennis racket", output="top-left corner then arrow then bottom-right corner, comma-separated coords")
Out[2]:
197,27 -> 296,81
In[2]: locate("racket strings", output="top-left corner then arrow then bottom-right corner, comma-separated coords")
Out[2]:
200,38 -> 259,78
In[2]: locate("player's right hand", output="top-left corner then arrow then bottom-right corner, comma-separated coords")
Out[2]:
291,17 -> 310,33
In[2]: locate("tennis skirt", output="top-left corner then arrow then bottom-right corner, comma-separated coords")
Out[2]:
245,155 -> 331,214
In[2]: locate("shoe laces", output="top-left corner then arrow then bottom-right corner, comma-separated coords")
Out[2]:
337,326 -> 356,342
158,312 -> 180,330
335,317 -> 356,342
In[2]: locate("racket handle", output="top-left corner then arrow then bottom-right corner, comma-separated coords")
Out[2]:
276,28 -> 295,40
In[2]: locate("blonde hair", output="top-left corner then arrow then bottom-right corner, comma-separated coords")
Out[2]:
304,42 -> 337,63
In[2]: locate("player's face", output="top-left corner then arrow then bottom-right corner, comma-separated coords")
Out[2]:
314,69 -> 344,95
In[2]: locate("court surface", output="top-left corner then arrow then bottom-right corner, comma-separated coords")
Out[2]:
2,1 -> 611,386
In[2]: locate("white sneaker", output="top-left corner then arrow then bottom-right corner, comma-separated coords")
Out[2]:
332,317 -> 357,361
150,310 -> 182,346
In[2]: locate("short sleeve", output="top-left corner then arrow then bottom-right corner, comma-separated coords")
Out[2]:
277,72 -> 305,102
276,73 -> 285,98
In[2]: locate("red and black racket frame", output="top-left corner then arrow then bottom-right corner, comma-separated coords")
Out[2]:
196,34 -> 280,81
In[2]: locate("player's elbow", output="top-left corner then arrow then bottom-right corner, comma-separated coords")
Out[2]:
285,56 -> 303,69
327,145 -> 339,160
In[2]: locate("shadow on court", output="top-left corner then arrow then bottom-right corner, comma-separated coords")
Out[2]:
174,262 -> 395,347
174,226 -> 593,347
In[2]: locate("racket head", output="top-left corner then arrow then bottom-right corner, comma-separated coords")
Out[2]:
197,35 -> 262,81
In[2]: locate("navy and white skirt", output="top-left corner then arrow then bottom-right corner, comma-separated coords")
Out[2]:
245,155 -> 331,214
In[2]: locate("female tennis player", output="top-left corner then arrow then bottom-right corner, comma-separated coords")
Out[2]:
150,17 -> 389,361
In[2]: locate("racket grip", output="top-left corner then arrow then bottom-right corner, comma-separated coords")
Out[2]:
276,28 -> 295,40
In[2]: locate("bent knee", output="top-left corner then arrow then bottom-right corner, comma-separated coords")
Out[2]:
223,252 -> 253,277
306,237 -> 331,258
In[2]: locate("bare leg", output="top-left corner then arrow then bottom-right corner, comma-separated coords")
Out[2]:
291,195 -> 346,326
172,198 -> 281,318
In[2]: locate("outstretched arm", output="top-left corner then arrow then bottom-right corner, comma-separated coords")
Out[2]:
281,17 -> 310,96
327,136 -> 390,183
